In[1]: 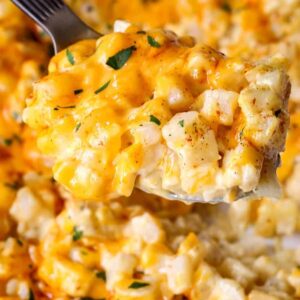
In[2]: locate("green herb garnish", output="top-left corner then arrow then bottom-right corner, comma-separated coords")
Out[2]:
96,271 -> 106,282
4,138 -> 13,146
149,115 -> 161,125
239,127 -> 245,141
106,23 -> 113,30
4,182 -> 21,190
75,123 -> 82,132
72,226 -> 83,241
128,281 -> 150,289
66,49 -> 75,65
178,120 -> 184,127
221,2 -> 231,12
147,35 -> 161,48
74,89 -> 83,95
95,80 -> 111,94
106,46 -> 137,70
17,239 -> 23,246
54,105 -> 76,110
1,134 -> 20,146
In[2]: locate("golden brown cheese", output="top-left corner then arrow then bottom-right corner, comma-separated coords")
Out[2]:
24,26 -> 290,202
67,0 -> 300,105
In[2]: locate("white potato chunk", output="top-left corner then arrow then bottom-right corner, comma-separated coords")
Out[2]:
221,143 -> 263,192
219,257 -> 257,288
210,278 -> 246,300
124,213 -> 164,244
113,20 -> 131,33
246,65 -> 290,97
195,89 -> 239,125
101,251 -> 137,289
162,111 -> 219,168
9,187 -> 55,240
238,86 -> 281,115
244,112 -> 279,147
155,74 -> 194,110
6,278 -> 31,299
163,254 -> 193,294
248,290 -> 280,300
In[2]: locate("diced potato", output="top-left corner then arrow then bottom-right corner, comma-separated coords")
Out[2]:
38,256 -> 96,297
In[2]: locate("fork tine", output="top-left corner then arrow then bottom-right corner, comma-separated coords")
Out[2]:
50,0 -> 65,9
25,0 -> 62,19
35,0 -> 56,14
12,0 -> 47,22
11,0 -> 101,53
42,0 -> 64,10
24,0 -> 48,16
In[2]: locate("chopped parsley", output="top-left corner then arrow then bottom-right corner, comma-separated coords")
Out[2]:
94,80 -> 111,94
72,226 -> 83,241
29,289 -> 35,300
66,48 -> 75,65
128,281 -> 150,289
147,35 -> 161,48
75,123 -> 82,132
3,138 -> 13,146
74,89 -> 83,95
239,127 -> 245,141
4,182 -> 21,190
149,115 -> 161,125
54,105 -> 76,110
17,239 -> 23,246
106,46 -> 137,70
96,271 -> 106,281
221,2 -> 231,12
1,133 -> 22,146
106,23 -> 113,30
178,120 -> 184,127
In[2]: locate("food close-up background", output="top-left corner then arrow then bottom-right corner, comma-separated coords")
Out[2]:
1,0 -> 300,299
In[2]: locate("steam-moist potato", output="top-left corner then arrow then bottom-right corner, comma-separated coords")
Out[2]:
23,24 -> 290,202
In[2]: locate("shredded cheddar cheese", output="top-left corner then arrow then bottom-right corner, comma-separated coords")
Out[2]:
24,26 -> 290,202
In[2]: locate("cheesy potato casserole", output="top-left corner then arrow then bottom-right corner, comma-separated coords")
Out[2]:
1,0 -> 300,299
24,25 -> 290,202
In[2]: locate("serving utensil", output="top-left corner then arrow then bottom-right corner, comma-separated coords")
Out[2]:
137,158 -> 281,203
11,0 -> 101,53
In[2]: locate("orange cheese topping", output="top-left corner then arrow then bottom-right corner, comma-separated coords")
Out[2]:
24,26 -> 290,202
